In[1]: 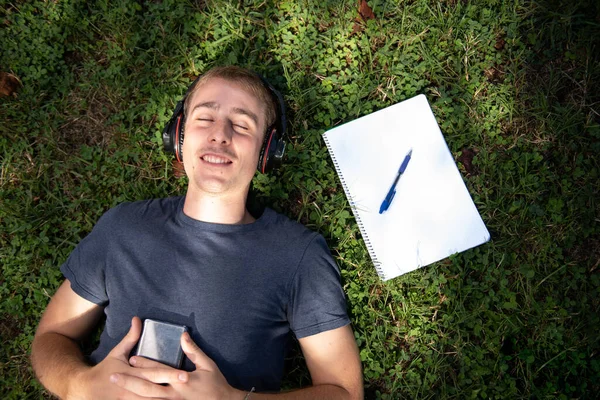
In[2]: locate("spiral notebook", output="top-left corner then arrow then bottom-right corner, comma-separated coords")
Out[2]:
323,94 -> 490,281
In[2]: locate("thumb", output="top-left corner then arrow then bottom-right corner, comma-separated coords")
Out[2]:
181,332 -> 216,371
109,316 -> 142,360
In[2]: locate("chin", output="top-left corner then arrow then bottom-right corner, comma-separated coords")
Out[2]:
190,176 -> 243,196
195,180 -> 231,194
188,167 -> 255,195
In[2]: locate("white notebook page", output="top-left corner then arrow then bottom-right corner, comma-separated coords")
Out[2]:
323,94 -> 490,280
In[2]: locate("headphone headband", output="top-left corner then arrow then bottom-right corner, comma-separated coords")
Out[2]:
162,70 -> 286,173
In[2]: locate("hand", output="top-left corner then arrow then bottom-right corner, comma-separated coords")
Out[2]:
68,317 -> 189,400
125,332 -> 245,400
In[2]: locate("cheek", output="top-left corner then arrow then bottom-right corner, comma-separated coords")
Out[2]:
250,136 -> 265,158
181,146 -> 196,176
181,131 -> 197,160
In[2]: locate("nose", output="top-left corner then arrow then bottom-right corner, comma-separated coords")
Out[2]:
208,120 -> 233,145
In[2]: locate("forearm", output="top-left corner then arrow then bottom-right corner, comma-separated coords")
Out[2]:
31,331 -> 92,399
240,384 -> 360,400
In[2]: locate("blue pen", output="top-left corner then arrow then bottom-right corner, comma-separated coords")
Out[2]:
379,149 -> 412,214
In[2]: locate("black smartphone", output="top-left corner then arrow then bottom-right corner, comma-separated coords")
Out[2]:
133,319 -> 187,369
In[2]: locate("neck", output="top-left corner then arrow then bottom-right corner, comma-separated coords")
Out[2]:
182,189 -> 255,225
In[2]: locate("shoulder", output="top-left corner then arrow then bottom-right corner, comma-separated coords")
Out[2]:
261,208 -> 335,270
95,197 -> 182,230
252,208 -> 335,271
104,197 -> 181,218
261,208 -> 321,245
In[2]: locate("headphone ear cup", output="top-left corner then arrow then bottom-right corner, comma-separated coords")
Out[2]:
272,135 -> 286,166
162,117 -> 176,154
258,130 -> 270,174
259,128 -> 285,174
255,73 -> 287,174
163,100 -> 185,162
258,128 -> 273,174
175,113 -> 184,163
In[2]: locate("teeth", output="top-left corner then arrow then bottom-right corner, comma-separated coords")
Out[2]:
203,155 -> 230,164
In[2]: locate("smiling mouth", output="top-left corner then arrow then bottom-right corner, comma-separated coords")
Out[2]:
201,154 -> 232,164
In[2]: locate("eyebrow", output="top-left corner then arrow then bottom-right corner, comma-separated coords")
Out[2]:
190,101 -> 259,125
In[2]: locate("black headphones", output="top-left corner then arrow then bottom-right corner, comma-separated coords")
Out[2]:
162,72 -> 287,174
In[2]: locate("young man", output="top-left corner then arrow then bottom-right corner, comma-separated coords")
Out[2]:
30,66 -> 364,400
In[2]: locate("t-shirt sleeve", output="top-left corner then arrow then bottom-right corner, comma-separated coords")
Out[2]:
287,234 -> 350,339
60,208 -> 117,306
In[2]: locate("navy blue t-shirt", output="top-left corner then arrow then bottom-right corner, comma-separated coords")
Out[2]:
60,196 -> 350,392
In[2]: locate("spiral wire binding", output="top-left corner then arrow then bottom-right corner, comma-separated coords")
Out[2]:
323,136 -> 386,280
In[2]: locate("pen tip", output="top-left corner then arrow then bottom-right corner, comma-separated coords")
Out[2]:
408,148 -> 413,156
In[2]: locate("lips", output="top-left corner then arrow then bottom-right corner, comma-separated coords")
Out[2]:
200,153 -> 233,164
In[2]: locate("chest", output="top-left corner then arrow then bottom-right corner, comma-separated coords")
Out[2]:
102,230 -> 293,337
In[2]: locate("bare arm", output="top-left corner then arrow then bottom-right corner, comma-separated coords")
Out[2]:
255,324 -> 364,399
31,280 -> 186,399
30,280 -> 105,398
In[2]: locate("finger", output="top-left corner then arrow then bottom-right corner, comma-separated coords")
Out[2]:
110,372 -> 173,398
129,355 -> 178,370
130,355 -> 171,369
129,357 -> 188,383
180,331 -> 216,370
109,316 -> 142,359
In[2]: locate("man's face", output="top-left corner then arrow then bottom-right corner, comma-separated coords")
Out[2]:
181,77 -> 267,197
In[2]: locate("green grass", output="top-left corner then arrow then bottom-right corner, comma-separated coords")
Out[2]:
1,0 -> 599,398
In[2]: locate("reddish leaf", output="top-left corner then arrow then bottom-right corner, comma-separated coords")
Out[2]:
358,0 -> 375,21
0,72 -> 21,97
351,21 -> 364,36
172,159 -> 186,178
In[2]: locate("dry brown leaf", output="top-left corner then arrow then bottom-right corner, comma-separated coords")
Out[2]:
172,160 -> 186,178
484,67 -> 505,84
358,0 -> 375,21
495,37 -> 506,50
351,21 -> 364,36
0,72 -> 21,97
